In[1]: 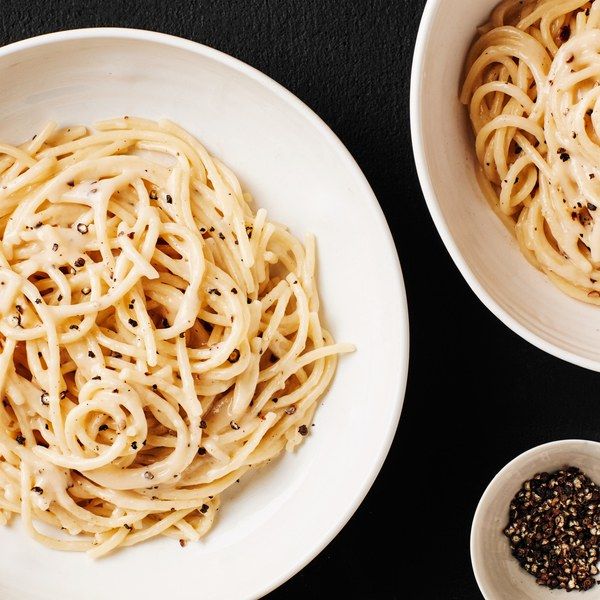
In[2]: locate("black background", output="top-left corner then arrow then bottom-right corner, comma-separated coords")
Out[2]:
4,1 -> 599,598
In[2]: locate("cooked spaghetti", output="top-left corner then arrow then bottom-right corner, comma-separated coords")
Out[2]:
460,0 -> 600,303
0,117 -> 353,557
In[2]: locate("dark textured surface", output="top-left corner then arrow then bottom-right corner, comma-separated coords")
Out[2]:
6,1 -> 600,598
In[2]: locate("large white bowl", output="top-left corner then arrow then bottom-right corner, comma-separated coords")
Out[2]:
0,29 -> 408,600
411,1 -> 600,371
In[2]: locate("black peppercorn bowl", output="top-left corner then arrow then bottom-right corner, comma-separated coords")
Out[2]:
471,440 -> 600,598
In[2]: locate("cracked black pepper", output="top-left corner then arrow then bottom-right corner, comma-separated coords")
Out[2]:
504,467 -> 600,592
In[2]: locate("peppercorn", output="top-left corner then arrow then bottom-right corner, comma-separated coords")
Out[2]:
505,467 -> 600,591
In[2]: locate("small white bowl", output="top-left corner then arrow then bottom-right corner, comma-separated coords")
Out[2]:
411,1 -> 600,371
472,440 -> 600,599
0,29 -> 408,600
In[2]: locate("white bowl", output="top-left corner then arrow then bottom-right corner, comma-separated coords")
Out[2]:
0,29 -> 408,600
472,440 -> 600,599
411,1 -> 600,371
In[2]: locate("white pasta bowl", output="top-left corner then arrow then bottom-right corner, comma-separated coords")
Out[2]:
0,29 -> 408,600
411,0 -> 600,371
472,440 -> 600,599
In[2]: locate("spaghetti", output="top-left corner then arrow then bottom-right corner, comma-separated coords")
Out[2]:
461,0 -> 600,303
0,117 -> 353,557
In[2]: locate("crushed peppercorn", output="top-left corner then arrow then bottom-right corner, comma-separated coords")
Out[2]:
505,467 -> 600,591
559,25 -> 571,42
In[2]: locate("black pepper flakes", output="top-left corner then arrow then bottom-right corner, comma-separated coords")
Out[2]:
149,189 -> 158,200
166,194 -> 173,204
74,257 -> 85,268
131,441 -> 138,450
98,424 -> 109,431
505,467 -> 600,592
208,288 -> 221,296
284,406 -> 296,415
198,447 -> 207,455
298,425 -> 308,436
128,318 -> 138,327
559,25 -> 571,42
230,420 -> 240,430
77,223 -> 88,234
31,486 -> 43,495
52,243 -> 58,252
199,420 -> 207,429
16,434 -> 25,445
228,349 -> 240,363
200,503 -> 209,514
88,351 -> 95,358
40,392 -> 49,406
143,471 -> 154,480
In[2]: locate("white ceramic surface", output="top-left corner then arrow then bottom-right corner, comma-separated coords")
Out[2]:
472,440 -> 600,599
0,29 -> 408,600
411,1 -> 600,371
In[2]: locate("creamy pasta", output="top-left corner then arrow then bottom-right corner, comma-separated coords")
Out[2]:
0,117 -> 353,557
461,0 -> 600,303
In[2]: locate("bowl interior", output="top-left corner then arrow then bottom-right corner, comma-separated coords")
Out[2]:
0,31 -> 407,600
413,0 -> 600,369
472,441 -> 600,599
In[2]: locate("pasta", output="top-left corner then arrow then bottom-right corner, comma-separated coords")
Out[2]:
0,117 -> 353,557
461,0 -> 600,303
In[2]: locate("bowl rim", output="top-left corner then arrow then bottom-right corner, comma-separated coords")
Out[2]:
469,439 -> 600,599
0,27 -> 410,600
409,1 -> 600,373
